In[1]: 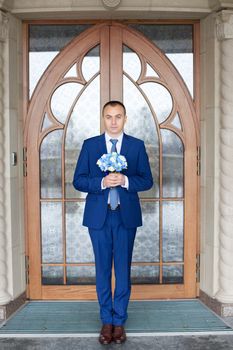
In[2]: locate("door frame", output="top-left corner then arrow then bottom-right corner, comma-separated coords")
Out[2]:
23,20 -> 200,300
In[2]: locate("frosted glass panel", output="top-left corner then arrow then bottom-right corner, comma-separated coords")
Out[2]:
50,83 -> 83,124
82,46 -> 100,81
42,266 -> 63,285
65,75 -> 100,198
41,113 -> 53,131
64,63 -> 77,78
41,202 -> 63,263
129,24 -> 193,53
167,53 -> 193,97
29,24 -> 92,97
66,266 -> 96,285
40,130 -> 63,199
129,24 -> 194,97
140,82 -> 173,123
123,46 -> 141,81
162,201 -> 183,262
162,265 -> 183,284
171,112 -> 182,130
146,63 -> 159,78
29,51 -> 58,98
66,202 -> 94,263
132,202 -> 159,262
123,75 -> 159,198
131,266 -> 159,284
161,129 -> 184,198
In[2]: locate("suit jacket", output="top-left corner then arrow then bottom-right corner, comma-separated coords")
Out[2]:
73,132 -> 153,229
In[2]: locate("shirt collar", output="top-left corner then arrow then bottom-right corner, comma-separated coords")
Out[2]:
105,131 -> 124,143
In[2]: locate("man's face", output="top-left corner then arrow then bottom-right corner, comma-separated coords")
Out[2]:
103,104 -> 127,137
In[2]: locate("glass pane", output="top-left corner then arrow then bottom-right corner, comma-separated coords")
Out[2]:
161,129 -> 184,198
140,82 -> 173,123
41,113 -> 53,132
66,266 -> 96,285
146,63 -> 159,78
167,53 -> 193,97
29,51 -> 58,98
171,112 -> 182,130
40,130 -> 63,199
132,202 -> 159,262
41,202 -> 63,263
66,202 -> 94,263
162,265 -> 183,284
123,75 -> 159,198
82,46 -> 100,81
131,266 -> 159,284
50,82 -> 83,124
129,24 -> 193,97
162,201 -> 183,262
42,266 -> 64,285
29,24 -> 92,97
65,75 -> 100,199
64,63 -> 77,78
123,46 -> 141,81
129,24 -> 193,53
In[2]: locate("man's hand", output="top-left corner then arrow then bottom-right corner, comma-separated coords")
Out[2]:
103,173 -> 125,188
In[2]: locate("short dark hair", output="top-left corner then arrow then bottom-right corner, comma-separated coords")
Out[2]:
102,100 -> 126,116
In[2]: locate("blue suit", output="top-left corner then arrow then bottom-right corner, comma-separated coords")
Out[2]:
73,132 -> 153,325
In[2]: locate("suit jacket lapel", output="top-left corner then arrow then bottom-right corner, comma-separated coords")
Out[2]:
120,132 -> 130,159
98,132 -> 107,155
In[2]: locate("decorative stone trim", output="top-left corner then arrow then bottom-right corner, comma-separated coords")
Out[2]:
0,292 -> 27,321
216,10 -> 233,305
0,10 -> 8,42
0,9 -> 10,306
102,0 -> 121,9
200,290 -> 233,317
216,10 -> 233,40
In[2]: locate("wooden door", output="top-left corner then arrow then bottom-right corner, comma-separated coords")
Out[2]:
24,22 -> 199,300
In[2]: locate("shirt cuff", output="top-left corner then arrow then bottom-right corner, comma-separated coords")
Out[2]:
121,175 -> 129,189
101,177 -> 106,190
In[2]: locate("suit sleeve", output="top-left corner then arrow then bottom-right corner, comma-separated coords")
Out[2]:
128,142 -> 153,193
72,141 -> 104,194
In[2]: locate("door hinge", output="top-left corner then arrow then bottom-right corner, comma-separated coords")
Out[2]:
197,146 -> 201,176
196,253 -> 200,283
25,255 -> 29,285
23,147 -> 27,177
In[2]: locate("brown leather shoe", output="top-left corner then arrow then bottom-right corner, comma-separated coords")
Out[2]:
112,325 -> 126,344
99,324 -> 113,345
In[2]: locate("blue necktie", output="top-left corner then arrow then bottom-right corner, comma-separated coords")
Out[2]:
109,139 -> 119,209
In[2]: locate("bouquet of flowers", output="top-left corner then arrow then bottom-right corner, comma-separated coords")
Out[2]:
97,152 -> 127,173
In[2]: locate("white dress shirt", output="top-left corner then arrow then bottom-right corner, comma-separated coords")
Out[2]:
101,132 -> 129,203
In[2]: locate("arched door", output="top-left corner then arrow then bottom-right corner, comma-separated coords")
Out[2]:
24,23 -> 199,300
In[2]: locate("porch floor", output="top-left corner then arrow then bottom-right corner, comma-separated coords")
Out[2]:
0,300 -> 232,334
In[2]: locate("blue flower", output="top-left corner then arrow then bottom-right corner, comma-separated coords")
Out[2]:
97,152 -> 128,172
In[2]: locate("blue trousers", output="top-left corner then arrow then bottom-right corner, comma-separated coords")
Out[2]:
88,207 -> 137,326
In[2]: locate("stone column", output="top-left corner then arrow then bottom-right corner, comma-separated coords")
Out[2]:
0,10 -> 11,305
216,10 -> 233,305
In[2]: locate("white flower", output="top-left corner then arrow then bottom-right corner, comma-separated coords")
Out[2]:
108,166 -> 115,172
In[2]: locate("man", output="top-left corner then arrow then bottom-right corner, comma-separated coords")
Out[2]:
73,101 -> 153,345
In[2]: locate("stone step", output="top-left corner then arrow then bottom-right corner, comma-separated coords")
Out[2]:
1,333 -> 233,350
